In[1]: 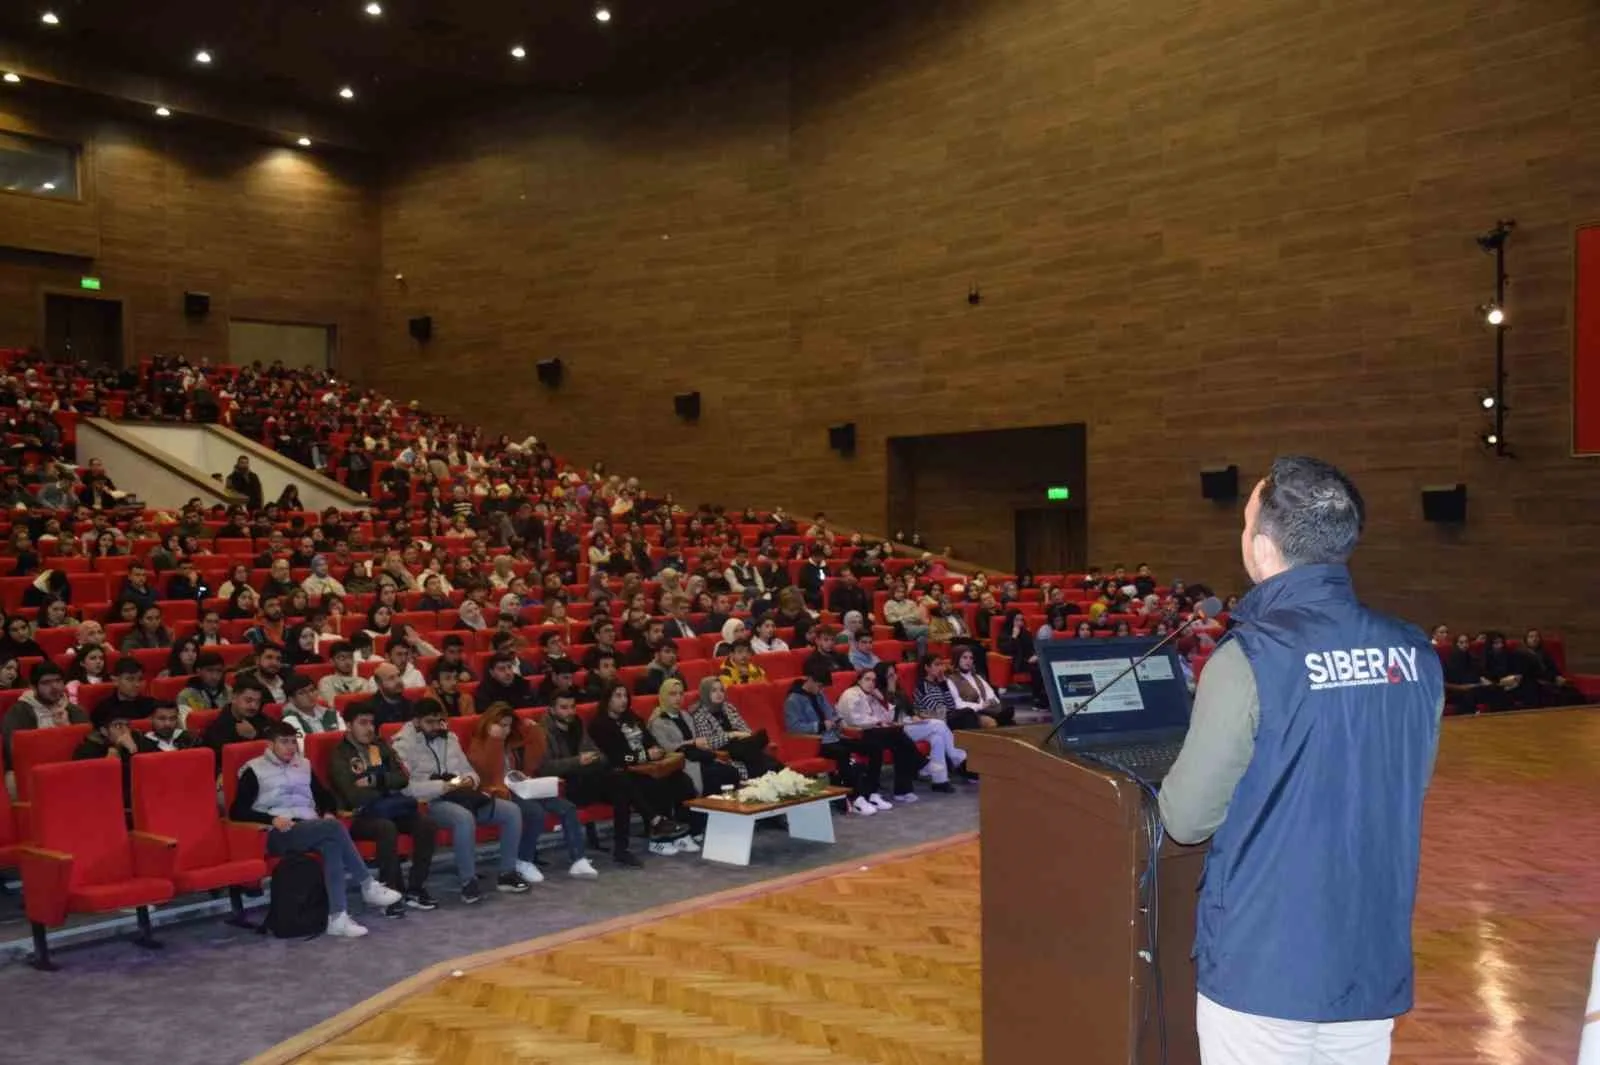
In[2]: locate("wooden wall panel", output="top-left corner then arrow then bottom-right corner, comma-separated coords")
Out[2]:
369,0 -> 1600,659
0,95 -> 377,368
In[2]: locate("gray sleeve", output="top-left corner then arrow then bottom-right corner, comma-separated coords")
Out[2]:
1157,639 -> 1260,845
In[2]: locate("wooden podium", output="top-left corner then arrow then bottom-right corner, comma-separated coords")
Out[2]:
964,725 -> 1206,1065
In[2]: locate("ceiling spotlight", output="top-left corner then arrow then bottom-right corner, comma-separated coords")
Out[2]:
510,44 -> 527,59
364,1 -> 383,14
296,136 -> 312,147
195,49 -> 213,64
154,106 -> 171,117
40,11 -> 59,25
3,73 -> 20,84
1479,394 -> 1496,410
1483,432 -> 1500,447
338,86 -> 355,99
1482,303 -> 1505,326
40,182 -> 55,191
594,6 -> 612,22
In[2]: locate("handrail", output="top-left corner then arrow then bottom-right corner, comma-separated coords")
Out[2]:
202,423 -> 371,507
79,418 -> 246,507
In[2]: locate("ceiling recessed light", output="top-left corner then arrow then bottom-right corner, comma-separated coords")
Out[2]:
594,6 -> 612,22
40,182 -> 56,191
364,2 -> 382,15
296,137 -> 312,147
154,106 -> 171,117
40,11 -> 59,25
338,86 -> 355,99
194,49 -> 213,64
510,45 -> 527,59
3,73 -> 20,84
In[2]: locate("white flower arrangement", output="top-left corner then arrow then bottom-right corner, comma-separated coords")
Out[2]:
732,767 -> 826,805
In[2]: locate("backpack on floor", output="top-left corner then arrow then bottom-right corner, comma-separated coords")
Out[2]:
260,852 -> 328,939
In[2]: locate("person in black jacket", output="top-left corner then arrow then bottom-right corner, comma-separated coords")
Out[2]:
536,659 -> 581,707
328,704 -> 439,911
226,455 -> 264,512
586,682 -> 693,850
1517,628 -> 1585,708
475,651 -> 538,708
355,663 -> 417,727
797,545 -> 829,609
201,680 -> 275,769
73,697 -> 161,814
826,569 -> 872,621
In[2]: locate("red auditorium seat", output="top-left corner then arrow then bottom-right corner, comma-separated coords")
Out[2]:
0,745 -> 21,875
20,758 -> 177,970
132,748 -> 268,926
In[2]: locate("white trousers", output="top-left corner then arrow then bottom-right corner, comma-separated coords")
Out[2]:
902,720 -> 964,783
1197,994 -> 1393,1065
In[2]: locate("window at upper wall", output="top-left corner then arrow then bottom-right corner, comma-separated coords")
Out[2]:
0,131 -> 80,201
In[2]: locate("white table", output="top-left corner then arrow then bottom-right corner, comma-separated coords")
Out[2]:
686,786 -> 851,866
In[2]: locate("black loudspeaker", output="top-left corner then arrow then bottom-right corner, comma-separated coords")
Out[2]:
1421,484 -> 1467,523
1200,465 -> 1240,501
183,291 -> 210,317
673,391 -> 701,421
828,422 -> 857,456
536,358 -> 564,387
408,315 -> 433,341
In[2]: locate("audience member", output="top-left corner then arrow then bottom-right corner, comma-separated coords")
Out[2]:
467,702 -> 598,880
328,704 -> 439,912
3,661 -> 88,762
784,663 -> 890,817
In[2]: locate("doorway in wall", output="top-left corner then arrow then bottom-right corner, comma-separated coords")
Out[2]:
43,293 -> 123,367
1014,506 -> 1086,574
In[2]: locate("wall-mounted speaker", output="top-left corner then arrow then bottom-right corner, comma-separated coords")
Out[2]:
673,391 -> 701,422
828,422 -> 857,457
1421,483 -> 1467,523
536,357 -> 564,388
183,291 -> 210,318
408,315 -> 433,342
1200,464 -> 1240,501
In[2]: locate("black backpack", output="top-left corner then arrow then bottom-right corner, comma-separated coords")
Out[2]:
260,852 -> 328,939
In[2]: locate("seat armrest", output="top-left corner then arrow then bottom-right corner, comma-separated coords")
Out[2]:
18,845 -> 73,927
129,831 -> 179,880
225,821 -> 270,861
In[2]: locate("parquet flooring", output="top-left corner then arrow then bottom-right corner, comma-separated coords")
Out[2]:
264,709 -> 1600,1065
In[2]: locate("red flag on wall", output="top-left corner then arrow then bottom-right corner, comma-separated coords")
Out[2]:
1575,224 -> 1600,454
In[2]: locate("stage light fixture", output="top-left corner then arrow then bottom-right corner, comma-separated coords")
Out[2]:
296,137 -> 312,147
510,45 -> 526,59
40,11 -> 59,25
595,6 -> 612,22
339,86 -> 355,99
154,106 -> 171,117
2,73 -> 19,84
1479,394 -> 1495,410
364,2 -> 383,14
1482,303 -> 1505,326
195,49 -> 213,64
1482,432 -> 1499,447
40,182 -> 55,191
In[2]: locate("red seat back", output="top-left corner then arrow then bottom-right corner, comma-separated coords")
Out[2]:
304,731 -> 344,791
13,724 -> 93,803
32,759 -> 131,886
132,749 -> 227,870
219,740 -> 269,814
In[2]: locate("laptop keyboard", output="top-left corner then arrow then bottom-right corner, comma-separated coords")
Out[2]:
1092,741 -> 1185,781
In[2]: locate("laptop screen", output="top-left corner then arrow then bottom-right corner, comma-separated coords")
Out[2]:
1039,636 -> 1193,740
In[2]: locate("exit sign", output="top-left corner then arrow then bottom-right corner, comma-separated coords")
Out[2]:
1046,486 -> 1071,501
80,277 -> 101,291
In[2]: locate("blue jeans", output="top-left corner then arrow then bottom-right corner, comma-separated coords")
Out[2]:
427,797 -> 521,884
511,795 -> 585,864
268,818 -> 371,914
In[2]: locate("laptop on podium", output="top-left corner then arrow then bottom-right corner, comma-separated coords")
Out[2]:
1038,635 -> 1195,785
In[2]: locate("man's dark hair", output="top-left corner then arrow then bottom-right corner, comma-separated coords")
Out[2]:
489,651 -> 518,671
262,721 -> 299,741
413,697 -> 446,720
731,638 -> 752,654
233,679 -> 269,701
283,673 -> 315,697
343,703 -> 376,726
550,658 -> 576,676
593,651 -> 616,668
1255,456 -> 1364,567
32,661 -> 64,685
112,656 -> 144,677
804,662 -> 833,685
330,641 -> 354,658
258,641 -> 285,657
442,634 -> 464,650
195,650 -> 225,670
538,631 -> 562,648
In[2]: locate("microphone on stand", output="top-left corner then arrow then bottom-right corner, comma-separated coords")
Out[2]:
1037,596 -> 1223,751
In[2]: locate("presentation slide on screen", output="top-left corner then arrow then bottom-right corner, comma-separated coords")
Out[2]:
1052,656 -> 1174,714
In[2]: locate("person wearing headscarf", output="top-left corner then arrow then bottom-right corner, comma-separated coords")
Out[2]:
301,554 -> 346,599
689,676 -> 778,780
713,617 -> 748,658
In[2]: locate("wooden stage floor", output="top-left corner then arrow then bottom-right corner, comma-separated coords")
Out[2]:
260,708 -> 1600,1065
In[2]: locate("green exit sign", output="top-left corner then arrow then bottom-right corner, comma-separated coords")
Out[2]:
1046,486 -> 1071,501
80,276 -> 101,291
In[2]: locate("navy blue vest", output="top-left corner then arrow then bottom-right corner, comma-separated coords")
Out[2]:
1194,564 -> 1442,1022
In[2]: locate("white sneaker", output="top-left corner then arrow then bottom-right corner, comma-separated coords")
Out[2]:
674,835 -> 700,853
515,861 -> 546,884
569,858 -> 599,878
360,879 -> 402,908
850,797 -> 878,816
893,792 -> 919,804
649,841 -> 678,855
326,912 -> 369,938
867,794 -> 893,811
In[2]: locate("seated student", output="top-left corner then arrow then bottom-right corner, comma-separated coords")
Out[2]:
328,703 -> 439,912
430,661 -> 476,717
261,559 -> 297,601
3,661 -> 89,763
489,631 -> 537,676
537,631 -> 574,672
581,652 -> 620,702
539,690 -> 642,866
318,641 -> 376,702
202,680 -> 276,768
587,681 -> 696,855
802,625 -> 851,676
647,678 -> 740,807
0,615 -> 47,660
827,568 -> 873,621
355,663 -> 417,727
281,673 -> 343,742
177,650 -> 233,725
393,700 -> 530,903
784,663 -> 891,817
696,593 -> 735,637
661,595 -> 698,641
301,554 -> 346,601
946,645 -> 1015,728
635,641 -> 685,697
385,641 -> 427,689
627,619 -> 669,665
580,619 -> 622,671
1519,628 -> 1585,707
749,615 -> 789,655
691,676 -> 780,779
231,721 -> 405,935
1481,630 -> 1538,710
73,698 -> 162,811
147,702 -> 199,752
234,641 -> 291,705
536,659 -> 581,707
468,702 -> 599,880
712,618 -> 748,658
718,639 -> 768,687
435,634 -> 475,681
1442,633 -> 1502,713
97,656 -> 159,722
835,668 -> 927,802
848,630 -> 882,671
476,650 -> 538,708
876,660 -> 965,789
118,562 -> 160,613
413,573 -> 453,613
